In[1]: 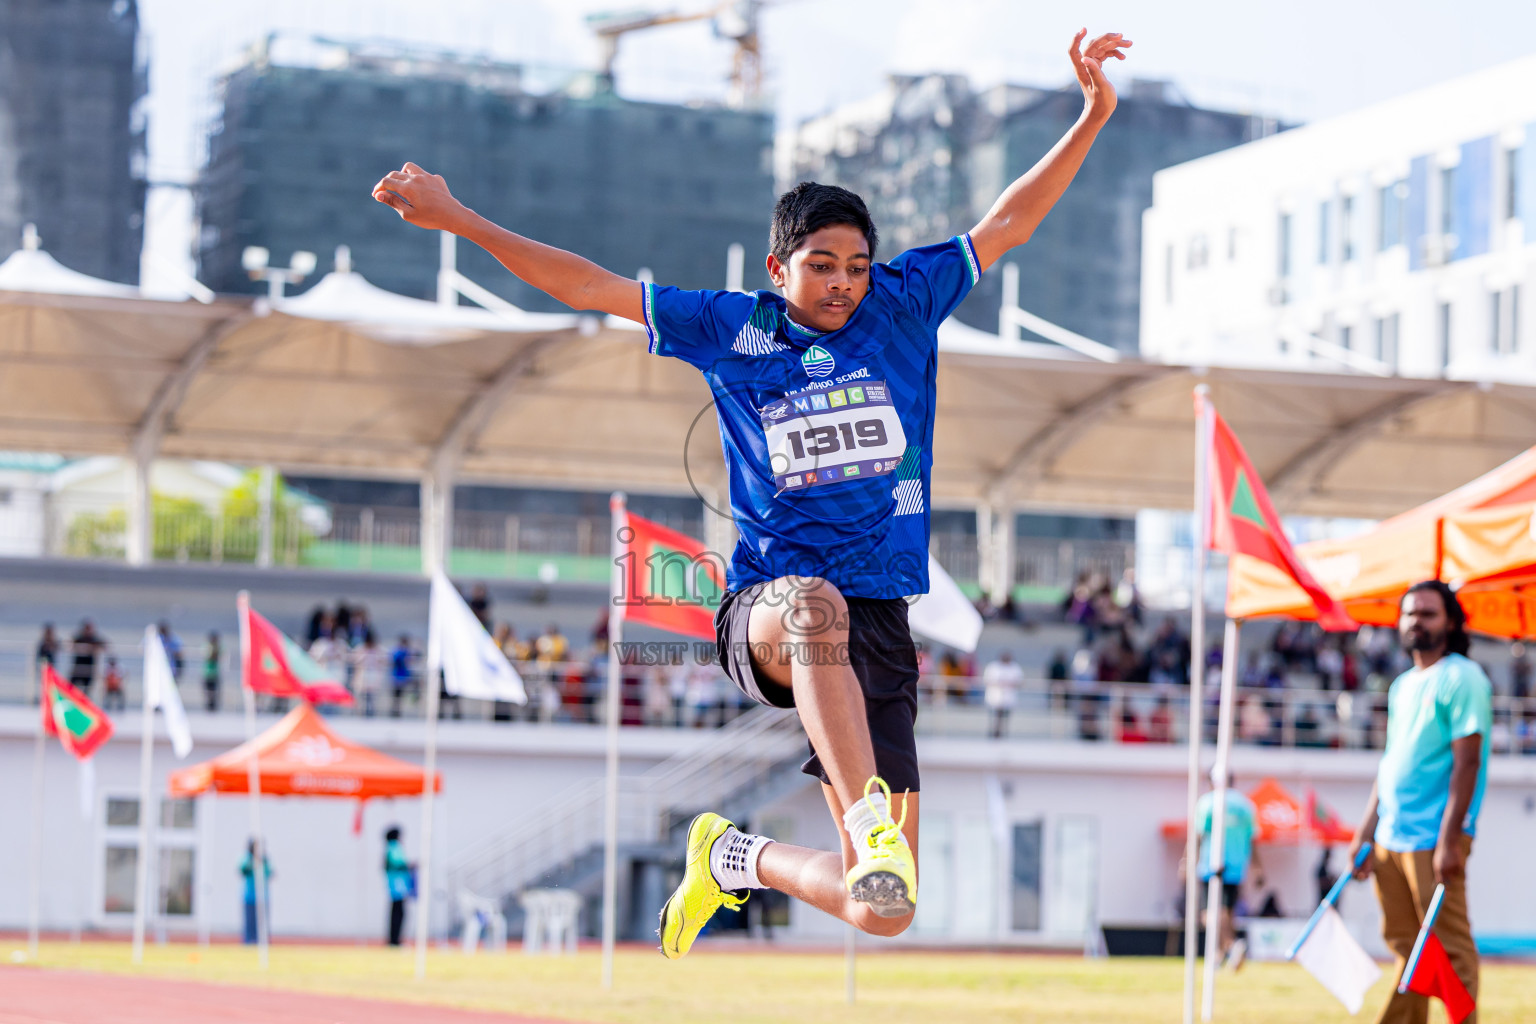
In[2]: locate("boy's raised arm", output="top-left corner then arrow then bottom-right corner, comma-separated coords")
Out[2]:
967,29 -> 1131,274
372,162 -> 645,325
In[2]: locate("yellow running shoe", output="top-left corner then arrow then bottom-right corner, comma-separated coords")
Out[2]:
657,812 -> 746,959
845,776 -> 917,918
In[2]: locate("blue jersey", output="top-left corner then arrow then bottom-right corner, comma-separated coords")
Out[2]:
643,235 -> 979,599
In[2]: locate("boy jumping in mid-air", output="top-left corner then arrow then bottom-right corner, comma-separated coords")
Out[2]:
375,28 -> 1130,954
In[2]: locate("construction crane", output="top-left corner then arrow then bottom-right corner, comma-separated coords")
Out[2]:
586,1 -> 766,107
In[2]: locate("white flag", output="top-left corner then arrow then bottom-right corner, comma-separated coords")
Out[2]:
430,572 -> 526,703
1294,906 -> 1381,1015
909,554 -> 984,653
144,627 -> 193,759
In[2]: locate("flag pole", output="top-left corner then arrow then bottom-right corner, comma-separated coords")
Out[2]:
1201,616 -> 1241,1020
601,491 -> 627,990
415,583 -> 443,980
1398,883 -> 1448,994
1184,384 -> 1213,1024
238,591 -> 269,970
132,629 -> 157,965
27,706 -> 46,960
1287,842 -> 1372,959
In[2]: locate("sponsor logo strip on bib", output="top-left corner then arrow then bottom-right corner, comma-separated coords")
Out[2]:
759,381 -> 907,493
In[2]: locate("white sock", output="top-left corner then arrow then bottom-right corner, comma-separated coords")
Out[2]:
709,826 -> 773,891
842,790 -> 891,858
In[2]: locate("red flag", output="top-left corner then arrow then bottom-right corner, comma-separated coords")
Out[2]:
1199,392 -> 1356,630
617,512 -> 725,641
1404,933 -> 1475,1024
40,664 -> 114,760
241,604 -> 353,705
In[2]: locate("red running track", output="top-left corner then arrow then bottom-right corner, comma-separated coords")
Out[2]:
0,967 -> 581,1024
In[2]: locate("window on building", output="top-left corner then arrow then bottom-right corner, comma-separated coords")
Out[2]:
1439,301 -> 1454,370
1318,201 -> 1331,264
106,797 -> 139,828
1508,147 -> 1522,222
1011,822 -> 1043,932
159,848 -> 195,917
159,798 -> 196,830
1492,286 -> 1522,355
1375,313 -> 1400,368
1187,233 -> 1209,270
103,846 -> 137,914
1340,325 -> 1353,352
1278,213 -> 1292,278
1441,166 -> 1457,236
1341,195 -> 1356,261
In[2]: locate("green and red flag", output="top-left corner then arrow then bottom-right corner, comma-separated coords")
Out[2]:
1199,392 -> 1355,631
241,604 -> 354,705
617,512 -> 725,640
40,664 -> 114,760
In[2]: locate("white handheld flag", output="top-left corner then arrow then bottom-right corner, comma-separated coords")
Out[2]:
909,553 -> 984,653
1293,906 -> 1382,1015
430,572 -> 526,703
144,627 -> 193,758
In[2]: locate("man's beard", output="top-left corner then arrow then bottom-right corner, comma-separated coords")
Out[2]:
1404,628 -> 1445,652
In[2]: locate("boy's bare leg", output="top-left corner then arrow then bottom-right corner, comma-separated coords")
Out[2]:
746,576 -> 876,809
757,785 -> 918,936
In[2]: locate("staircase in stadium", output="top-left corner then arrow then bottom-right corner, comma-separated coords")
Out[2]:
447,706 -> 810,940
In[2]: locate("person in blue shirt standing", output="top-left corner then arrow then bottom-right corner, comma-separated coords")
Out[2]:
238,838 -> 272,945
372,28 -> 1130,958
1194,772 -> 1260,971
383,827 -> 413,946
1347,581 -> 1490,1024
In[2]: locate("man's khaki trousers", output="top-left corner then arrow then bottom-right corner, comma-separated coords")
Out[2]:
1371,837 -> 1477,1024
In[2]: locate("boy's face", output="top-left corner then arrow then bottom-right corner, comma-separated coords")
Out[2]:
766,223 -> 872,334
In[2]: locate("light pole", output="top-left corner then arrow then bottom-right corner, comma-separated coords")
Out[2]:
241,246 -> 317,300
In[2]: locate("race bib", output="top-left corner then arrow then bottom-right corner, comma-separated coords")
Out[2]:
759,381 -> 907,492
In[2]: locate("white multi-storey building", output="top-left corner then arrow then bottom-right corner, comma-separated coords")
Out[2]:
1142,56 -> 1536,378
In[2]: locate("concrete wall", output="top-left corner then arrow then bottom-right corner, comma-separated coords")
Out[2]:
6,706 -> 1534,952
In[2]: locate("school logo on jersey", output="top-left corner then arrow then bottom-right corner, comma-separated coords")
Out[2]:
801,345 -> 835,379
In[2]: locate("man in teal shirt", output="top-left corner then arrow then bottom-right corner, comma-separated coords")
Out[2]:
1195,772 -> 1260,970
384,827 -> 413,946
1348,581 -> 1490,1024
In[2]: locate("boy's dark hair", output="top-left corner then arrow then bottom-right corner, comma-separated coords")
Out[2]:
770,182 -> 878,264
1402,580 -> 1471,657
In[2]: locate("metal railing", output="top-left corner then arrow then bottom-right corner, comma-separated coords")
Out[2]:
449,705 -> 805,903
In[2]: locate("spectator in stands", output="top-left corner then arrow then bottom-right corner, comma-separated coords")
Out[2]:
1047,648 -> 1070,711
1148,695 -> 1174,743
69,619 -> 104,695
389,635 -> 416,718
305,605 -> 328,645
348,606 -> 375,646
102,657 -> 125,711
644,665 -> 673,727
1116,706 -> 1149,743
536,623 -> 569,670
35,623 -> 59,672
351,634 -> 387,717
686,661 -> 720,728
1115,568 -> 1142,626
982,651 -> 1024,739
1238,694 -> 1276,746
939,650 -> 970,702
667,660 -> 689,727
1148,618 -> 1190,685
468,584 -> 493,630
310,623 -> 351,692
157,621 -> 184,681
203,632 -> 222,712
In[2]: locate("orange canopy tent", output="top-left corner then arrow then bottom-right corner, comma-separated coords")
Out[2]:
169,703 -> 440,800
1227,445 -> 1536,637
1161,778 -> 1354,846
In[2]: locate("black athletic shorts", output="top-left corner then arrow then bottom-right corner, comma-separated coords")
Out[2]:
714,582 -> 921,793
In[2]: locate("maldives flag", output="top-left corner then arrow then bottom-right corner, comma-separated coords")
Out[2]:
618,512 -> 725,640
241,604 -> 353,705
1199,392 -> 1355,630
1403,933 -> 1475,1024
41,664 -> 114,760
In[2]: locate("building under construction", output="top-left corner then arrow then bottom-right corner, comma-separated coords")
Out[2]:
197,38 -> 775,304
0,0 -> 146,284
791,76 -> 1284,351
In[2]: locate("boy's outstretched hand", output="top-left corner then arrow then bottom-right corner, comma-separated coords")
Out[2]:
372,162 -> 468,232
1069,29 -> 1131,127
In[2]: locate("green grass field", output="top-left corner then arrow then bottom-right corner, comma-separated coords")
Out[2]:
10,941 -> 1533,1023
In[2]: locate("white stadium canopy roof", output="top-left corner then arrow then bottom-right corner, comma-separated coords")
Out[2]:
1,238 -> 1533,525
